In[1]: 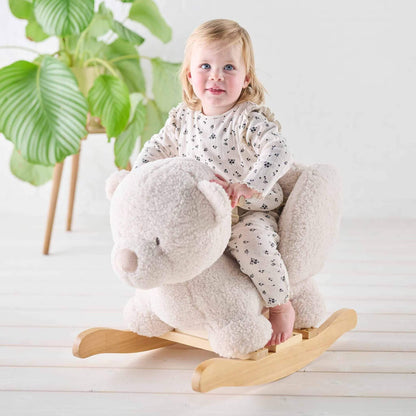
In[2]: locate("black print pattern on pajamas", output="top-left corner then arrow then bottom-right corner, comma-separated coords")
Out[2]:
228,211 -> 290,307
133,101 -> 293,305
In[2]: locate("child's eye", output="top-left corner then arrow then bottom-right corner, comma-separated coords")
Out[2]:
224,64 -> 235,71
201,63 -> 211,69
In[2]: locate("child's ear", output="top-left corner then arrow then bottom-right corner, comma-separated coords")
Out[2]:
243,75 -> 250,88
187,71 -> 192,84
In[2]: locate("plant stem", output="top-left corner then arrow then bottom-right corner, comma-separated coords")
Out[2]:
83,57 -> 118,76
109,54 -> 149,63
0,45 -> 39,54
73,29 -> 89,65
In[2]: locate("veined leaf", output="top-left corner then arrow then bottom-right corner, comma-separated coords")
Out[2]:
115,100 -> 146,168
9,0 -> 33,20
88,75 -> 130,139
25,18 -> 49,41
112,20 -> 145,46
87,14 -> 111,38
10,148 -> 53,186
141,99 -> 164,146
103,39 -> 146,94
86,2 -> 113,38
34,0 -> 94,36
151,58 -> 181,113
0,57 -> 88,166
129,0 -> 172,43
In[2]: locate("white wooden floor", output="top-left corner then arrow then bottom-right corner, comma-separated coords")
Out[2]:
1,213 -> 415,415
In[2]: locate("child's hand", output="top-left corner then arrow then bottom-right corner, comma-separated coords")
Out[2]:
210,174 -> 260,208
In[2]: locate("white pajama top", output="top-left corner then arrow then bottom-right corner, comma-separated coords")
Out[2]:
133,101 -> 293,210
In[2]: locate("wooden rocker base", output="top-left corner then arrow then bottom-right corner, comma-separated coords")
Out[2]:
73,308 -> 357,392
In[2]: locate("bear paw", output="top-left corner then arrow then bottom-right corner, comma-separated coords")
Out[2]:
124,297 -> 173,337
207,315 -> 272,358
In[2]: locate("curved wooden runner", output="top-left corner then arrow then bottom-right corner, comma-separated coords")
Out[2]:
72,308 -> 357,392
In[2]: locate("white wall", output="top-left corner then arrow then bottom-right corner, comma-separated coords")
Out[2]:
1,0 -> 415,219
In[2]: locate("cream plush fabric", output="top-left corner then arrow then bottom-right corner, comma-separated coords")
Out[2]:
106,158 -> 341,357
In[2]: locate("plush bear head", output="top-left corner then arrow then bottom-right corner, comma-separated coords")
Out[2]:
106,158 -> 232,290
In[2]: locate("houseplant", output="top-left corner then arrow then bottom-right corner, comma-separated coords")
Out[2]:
0,0 -> 182,185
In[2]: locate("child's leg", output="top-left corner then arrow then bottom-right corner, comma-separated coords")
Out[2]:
228,211 -> 295,345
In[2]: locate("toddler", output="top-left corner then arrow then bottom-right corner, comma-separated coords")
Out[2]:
134,19 -> 295,346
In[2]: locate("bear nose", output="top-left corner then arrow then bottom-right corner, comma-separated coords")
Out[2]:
116,248 -> 138,273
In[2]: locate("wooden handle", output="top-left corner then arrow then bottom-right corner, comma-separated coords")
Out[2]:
72,328 -> 174,358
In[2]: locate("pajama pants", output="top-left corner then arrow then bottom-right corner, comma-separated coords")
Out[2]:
227,210 -> 290,307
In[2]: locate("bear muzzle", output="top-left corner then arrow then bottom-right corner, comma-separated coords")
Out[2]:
115,248 -> 138,273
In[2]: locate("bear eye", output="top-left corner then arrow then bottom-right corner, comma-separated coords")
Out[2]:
155,237 -> 160,246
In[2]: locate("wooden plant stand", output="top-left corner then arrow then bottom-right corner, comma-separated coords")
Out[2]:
72,308 -> 357,392
42,115 -> 130,255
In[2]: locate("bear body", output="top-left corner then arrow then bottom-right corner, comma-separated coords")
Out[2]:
108,158 -> 272,358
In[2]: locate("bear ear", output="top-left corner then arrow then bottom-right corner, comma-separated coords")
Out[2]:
105,170 -> 129,200
197,180 -> 231,222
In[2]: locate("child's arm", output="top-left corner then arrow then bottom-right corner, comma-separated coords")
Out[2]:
242,110 -> 294,197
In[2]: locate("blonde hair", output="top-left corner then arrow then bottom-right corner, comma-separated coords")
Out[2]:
180,19 -> 265,111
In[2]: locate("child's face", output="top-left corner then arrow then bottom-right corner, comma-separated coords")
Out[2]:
187,41 -> 250,116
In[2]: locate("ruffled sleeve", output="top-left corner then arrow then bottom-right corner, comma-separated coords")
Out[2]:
133,103 -> 183,169
242,105 -> 293,196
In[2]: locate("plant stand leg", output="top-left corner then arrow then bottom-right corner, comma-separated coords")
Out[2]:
43,161 -> 64,255
66,148 -> 81,231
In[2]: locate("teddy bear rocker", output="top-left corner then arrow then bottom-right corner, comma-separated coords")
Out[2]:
73,157 -> 357,391
105,156 -> 340,356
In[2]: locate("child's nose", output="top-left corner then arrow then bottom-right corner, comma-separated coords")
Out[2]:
209,68 -> 223,81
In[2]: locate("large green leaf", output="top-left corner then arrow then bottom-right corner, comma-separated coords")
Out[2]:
141,99 -> 164,146
0,57 -> 88,166
9,0 -> 33,19
25,18 -> 49,41
112,20 -> 145,46
88,75 -> 130,139
96,4 -> 145,46
34,0 -> 94,36
151,58 -> 182,113
103,39 -> 146,94
129,0 -> 172,43
87,15 -> 111,38
115,100 -> 146,168
10,148 -> 53,185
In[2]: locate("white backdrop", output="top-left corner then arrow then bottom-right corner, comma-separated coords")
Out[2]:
0,0 -> 415,219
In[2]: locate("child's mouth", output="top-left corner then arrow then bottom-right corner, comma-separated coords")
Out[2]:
207,88 -> 225,95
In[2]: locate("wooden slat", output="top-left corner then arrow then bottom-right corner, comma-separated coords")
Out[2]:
320,285 -> 416,299
0,392 -> 415,416
1,367 -> 415,397
316,273 -> 416,286
2,346 -> 415,373
325,299 -> 416,314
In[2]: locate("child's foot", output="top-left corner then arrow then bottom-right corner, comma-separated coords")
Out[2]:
266,301 -> 296,346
